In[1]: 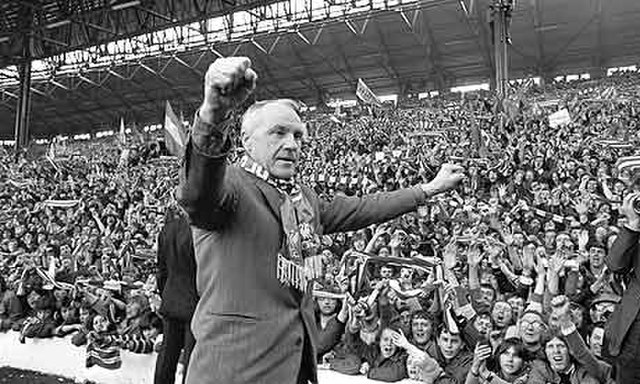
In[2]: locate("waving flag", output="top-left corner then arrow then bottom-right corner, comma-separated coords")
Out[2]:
356,79 -> 382,106
164,101 -> 187,157
118,117 -> 127,146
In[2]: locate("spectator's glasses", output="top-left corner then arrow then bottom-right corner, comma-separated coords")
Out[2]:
520,318 -> 545,330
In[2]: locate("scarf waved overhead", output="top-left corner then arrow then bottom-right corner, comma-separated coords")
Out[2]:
239,155 -> 324,292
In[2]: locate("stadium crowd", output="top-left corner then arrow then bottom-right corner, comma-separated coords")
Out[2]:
1,69 -> 640,383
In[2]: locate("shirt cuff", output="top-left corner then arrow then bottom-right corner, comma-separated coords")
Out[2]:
192,111 -> 234,155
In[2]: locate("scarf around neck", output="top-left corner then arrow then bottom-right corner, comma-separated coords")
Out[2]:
239,155 -> 323,292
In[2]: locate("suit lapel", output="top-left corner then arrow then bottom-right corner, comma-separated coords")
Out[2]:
255,179 -> 283,221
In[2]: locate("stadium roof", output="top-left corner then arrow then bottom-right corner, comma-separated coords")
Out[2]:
1,0 -> 640,139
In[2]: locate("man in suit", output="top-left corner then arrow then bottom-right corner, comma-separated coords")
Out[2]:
178,56 -> 465,384
605,192 -> 640,384
154,206 -> 198,384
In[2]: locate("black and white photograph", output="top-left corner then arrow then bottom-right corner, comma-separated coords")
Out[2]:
1,0 -> 640,383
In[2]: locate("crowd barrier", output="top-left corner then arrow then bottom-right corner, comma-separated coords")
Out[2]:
0,332 -> 409,384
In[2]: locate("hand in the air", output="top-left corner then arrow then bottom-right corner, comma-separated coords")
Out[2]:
423,163 -> 465,195
200,57 -> 258,123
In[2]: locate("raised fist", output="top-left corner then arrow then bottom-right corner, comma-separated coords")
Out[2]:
200,57 -> 258,123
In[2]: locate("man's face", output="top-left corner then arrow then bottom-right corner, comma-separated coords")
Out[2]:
474,314 -> 492,335
242,102 -> 307,180
589,247 -> 606,267
544,231 -> 556,248
379,329 -> 398,359
437,330 -> 463,360
499,346 -> 524,376
492,301 -> 513,328
317,297 -> 338,316
411,317 -> 433,345
545,337 -> 570,372
507,297 -> 525,319
519,313 -> 544,344
513,233 -> 524,247
480,286 -> 496,306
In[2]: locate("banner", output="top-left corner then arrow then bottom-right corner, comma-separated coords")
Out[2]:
595,139 -> 633,150
164,101 -> 187,158
616,156 -> 640,172
548,108 -> 571,128
42,199 -> 81,208
356,79 -> 381,106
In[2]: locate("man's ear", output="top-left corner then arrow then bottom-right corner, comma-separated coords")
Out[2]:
241,130 -> 251,151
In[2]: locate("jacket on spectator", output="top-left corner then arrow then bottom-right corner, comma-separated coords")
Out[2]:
156,214 -> 198,321
426,341 -> 473,384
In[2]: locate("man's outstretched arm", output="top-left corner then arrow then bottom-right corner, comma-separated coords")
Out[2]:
320,164 -> 465,234
178,57 -> 257,229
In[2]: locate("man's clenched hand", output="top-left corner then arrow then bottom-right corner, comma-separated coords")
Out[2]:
199,57 -> 258,124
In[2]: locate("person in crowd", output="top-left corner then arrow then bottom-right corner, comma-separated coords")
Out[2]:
424,325 -> 473,383
154,205 -> 198,384
86,314 -> 122,370
0,274 -> 23,331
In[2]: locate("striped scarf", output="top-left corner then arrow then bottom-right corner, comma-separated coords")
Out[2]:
239,155 -> 323,292
86,339 -> 121,370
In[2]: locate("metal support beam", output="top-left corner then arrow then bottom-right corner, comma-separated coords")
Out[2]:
544,14 -> 598,72
530,0 -> 547,78
594,0 -> 606,73
372,19 -> 403,91
458,0 -> 494,86
491,0 -> 510,98
289,44 -> 328,101
14,4 -> 33,152
412,9 -> 449,91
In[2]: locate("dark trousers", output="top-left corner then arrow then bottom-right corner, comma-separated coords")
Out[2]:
296,334 -> 315,384
617,318 -> 640,384
154,316 -> 195,384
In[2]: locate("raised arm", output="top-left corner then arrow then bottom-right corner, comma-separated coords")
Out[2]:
177,57 -> 257,230
320,164 -> 465,234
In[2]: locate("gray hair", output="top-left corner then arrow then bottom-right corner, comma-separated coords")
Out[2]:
240,99 -> 303,136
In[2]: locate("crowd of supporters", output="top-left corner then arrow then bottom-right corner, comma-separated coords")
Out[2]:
1,69 -> 640,382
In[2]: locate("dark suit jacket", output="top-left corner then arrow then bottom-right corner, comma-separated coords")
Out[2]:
156,214 -> 198,322
178,116 -> 428,384
605,227 -> 640,356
